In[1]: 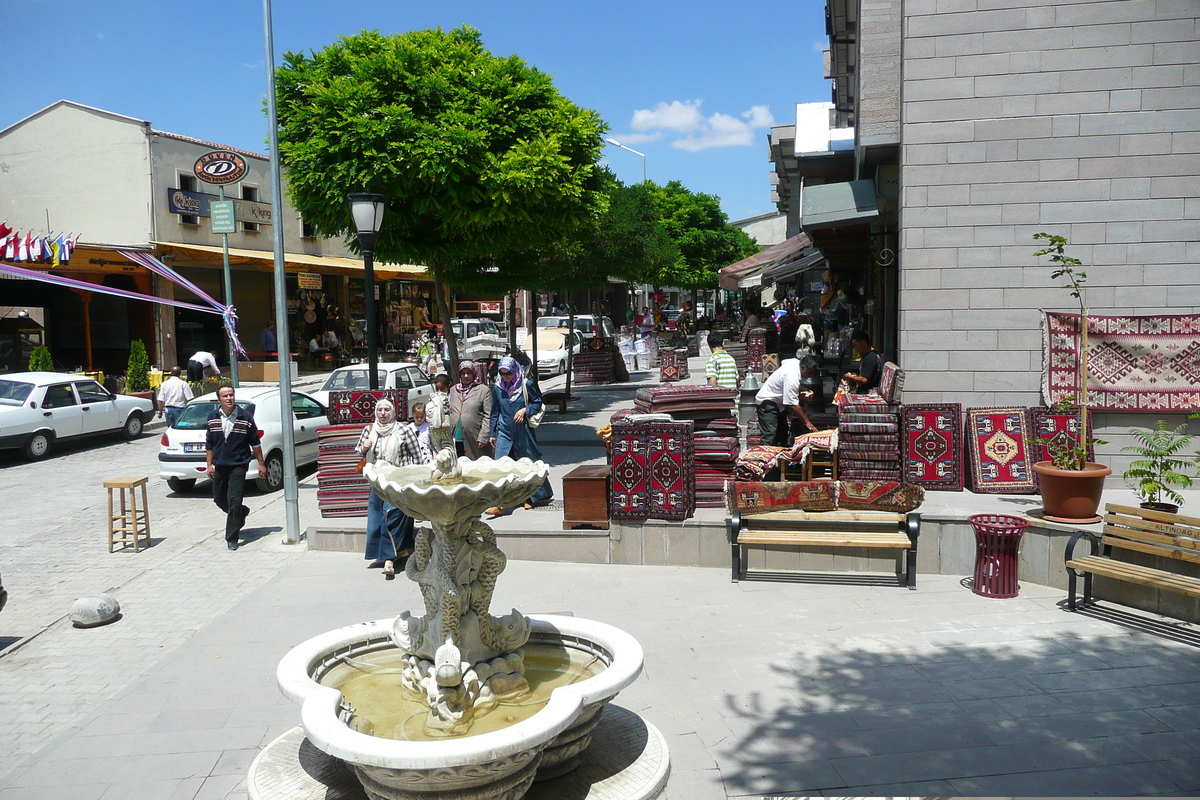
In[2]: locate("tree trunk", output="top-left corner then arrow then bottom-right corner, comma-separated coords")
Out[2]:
431,263 -> 459,377
565,303 -> 575,401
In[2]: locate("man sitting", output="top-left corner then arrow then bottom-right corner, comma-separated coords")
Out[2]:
843,329 -> 882,395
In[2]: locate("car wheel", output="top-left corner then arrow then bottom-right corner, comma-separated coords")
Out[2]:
256,451 -> 284,492
122,412 -> 145,440
23,431 -> 52,460
167,477 -> 196,493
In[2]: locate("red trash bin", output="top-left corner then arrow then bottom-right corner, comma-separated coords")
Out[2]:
967,513 -> 1030,598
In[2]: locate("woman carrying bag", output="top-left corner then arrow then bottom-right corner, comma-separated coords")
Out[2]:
486,356 -> 553,514
449,360 -> 492,459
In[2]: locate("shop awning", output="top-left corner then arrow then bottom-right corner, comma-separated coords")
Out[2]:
800,179 -> 879,230
718,232 -> 812,290
150,241 -> 431,281
763,249 -> 826,283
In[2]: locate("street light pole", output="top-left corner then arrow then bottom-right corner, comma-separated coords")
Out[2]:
604,137 -> 647,183
347,193 -> 387,390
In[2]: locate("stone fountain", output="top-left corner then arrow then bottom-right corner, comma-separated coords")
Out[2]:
272,454 -> 656,800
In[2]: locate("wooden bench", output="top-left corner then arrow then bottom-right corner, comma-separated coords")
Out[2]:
1064,503 -> 1200,612
730,509 -> 920,588
542,391 -> 573,413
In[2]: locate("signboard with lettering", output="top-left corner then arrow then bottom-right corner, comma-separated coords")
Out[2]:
297,273 -> 323,290
479,302 -> 501,314
166,188 -> 272,225
194,151 -> 248,185
210,200 -> 236,234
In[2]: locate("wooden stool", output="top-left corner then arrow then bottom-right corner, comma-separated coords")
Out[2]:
105,476 -> 151,552
803,449 -> 838,481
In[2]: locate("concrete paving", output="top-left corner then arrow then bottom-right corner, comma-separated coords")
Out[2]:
1,360 -> 1198,799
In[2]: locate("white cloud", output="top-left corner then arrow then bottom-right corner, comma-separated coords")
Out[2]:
606,132 -> 662,146
631,100 -> 705,134
811,40 -> 827,54
663,104 -> 777,152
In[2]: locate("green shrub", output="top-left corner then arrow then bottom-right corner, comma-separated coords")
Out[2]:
29,345 -> 53,372
125,340 -> 151,393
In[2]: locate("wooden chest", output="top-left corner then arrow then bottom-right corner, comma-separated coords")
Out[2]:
562,464 -> 610,530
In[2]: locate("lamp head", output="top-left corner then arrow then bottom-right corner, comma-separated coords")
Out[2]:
347,192 -> 387,253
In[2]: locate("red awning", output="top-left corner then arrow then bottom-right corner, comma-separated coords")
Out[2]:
718,232 -> 812,290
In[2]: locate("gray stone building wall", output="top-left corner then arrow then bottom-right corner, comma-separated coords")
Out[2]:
898,0 -> 1200,465
857,0 -> 902,151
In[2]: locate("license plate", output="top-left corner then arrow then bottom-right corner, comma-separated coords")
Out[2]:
183,443 -> 204,453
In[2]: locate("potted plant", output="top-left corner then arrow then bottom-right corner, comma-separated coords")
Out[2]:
1031,234 -> 1111,523
1122,420 -> 1194,514
124,340 -> 155,403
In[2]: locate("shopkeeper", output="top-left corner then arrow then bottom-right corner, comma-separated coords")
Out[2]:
843,329 -> 882,394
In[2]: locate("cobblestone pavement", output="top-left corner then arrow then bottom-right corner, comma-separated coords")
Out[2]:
0,428 -> 309,779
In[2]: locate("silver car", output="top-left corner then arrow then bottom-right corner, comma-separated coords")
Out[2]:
0,372 -> 154,460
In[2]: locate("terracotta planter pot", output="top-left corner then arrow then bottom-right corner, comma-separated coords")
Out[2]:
1033,461 -> 1111,523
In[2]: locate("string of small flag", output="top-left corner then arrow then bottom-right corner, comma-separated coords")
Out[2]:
0,223 -> 79,266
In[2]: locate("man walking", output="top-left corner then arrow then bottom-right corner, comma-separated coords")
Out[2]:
755,357 -> 817,446
704,332 -> 738,389
186,350 -> 221,383
157,366 -> 193,427
205,385 -> 266,551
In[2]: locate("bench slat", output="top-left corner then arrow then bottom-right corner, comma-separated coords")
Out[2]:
1103,518 -> 1200,550
1106,503 -> 1200,531
1068,556 -> 1200,599
739,510 -> 905,523
739,532 -> 911,548
742,520 -> 903,535
1103,535 -> 1200,565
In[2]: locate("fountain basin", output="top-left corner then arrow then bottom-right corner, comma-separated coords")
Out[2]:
277,614 -> 644,800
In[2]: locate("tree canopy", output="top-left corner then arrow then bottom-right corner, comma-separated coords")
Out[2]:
274,25 -> 606,286
642,181 -> 759,288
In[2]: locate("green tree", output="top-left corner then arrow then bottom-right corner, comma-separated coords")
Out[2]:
644,181 -> 759,288
125,340 -> 151,393
274,26 -> 606,371
29,345 -> 53,372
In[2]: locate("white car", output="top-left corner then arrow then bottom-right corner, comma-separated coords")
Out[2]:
309,362 -> 434,418
535,315 -> 616,339
449,318 -> 506,363
522,328 -> 583,377
157,386 -> 328,493
0,372 -> 154,460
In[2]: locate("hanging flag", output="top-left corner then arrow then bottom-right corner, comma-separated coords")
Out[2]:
49,237 -> 61,267
3,233 -> 15,260
0,223 -> 10,240
29,236 -> 43,263
15,233 -> 29,262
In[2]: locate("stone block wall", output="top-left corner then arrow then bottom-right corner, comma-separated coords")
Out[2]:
897,0 -> 1200,467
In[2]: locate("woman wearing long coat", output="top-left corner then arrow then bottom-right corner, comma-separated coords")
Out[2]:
487,356 -> 553,512
448,360 -> 492,459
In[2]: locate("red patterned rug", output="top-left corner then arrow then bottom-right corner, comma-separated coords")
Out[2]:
1026,407 -> 1095,489
328,389 -> 409,423
902,403 -> 963,491
965,407 -> 1036,494
838,481 -> 924,513
725,481 -> 837,515
1043,311 -> 1200,411
747,327 -> 766,373
610,420 -> 695,521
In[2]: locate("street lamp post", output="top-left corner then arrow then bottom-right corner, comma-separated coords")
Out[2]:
604,137 -> 647,183
347,193 -> 387,390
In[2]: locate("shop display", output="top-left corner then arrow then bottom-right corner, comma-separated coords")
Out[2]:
836,481 -> 925,513
572,339 -> 616,385
733,445 -> 791,480
693,434 -> 739,508
610,419 -> 696,522
901,403 -> 964,492
839,404 -> 903,481
964,407 -> 1037,494
1043,311 -> 1200,412
725,480 -> 838,515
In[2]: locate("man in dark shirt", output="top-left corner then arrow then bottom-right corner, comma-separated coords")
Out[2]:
205,385 -> 266,550
844,329 -> 883,394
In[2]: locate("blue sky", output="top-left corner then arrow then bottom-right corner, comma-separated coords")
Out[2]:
2,0 -> 831,223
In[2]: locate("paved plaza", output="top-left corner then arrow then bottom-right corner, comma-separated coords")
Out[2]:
1,362 -> 1199,799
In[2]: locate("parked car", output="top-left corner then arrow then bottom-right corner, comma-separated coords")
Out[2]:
157,386 -> 328,493
521,328 -> 583,377
449,318 -> 506,364
0,372 -> 154,460
308,362 -> 434,418
534,315 -> 616,339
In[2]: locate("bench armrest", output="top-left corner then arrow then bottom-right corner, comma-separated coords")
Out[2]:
905,512 -> 921,546
1064,528 -> 1100,572
729,509 -> 742,544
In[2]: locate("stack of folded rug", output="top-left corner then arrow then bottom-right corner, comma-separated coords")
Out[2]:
634,385 -> 738,432
572,337 -> 615,385
316,424 -> 370,518
838,400 -> 904,482
609,417 -> 696,521
693,434 -> 740,507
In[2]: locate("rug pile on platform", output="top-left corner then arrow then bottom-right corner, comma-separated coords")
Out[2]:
693,435 -> 740,507
634,385 -> 737,432
726,480 -> 923,515
572,338 -> 616,386
838,401 -> 903,481
610,418 -> 696,521
901,403 -> 963,491
1042,311 -> 1200,411
964,407 -> 1036,494
316,424 -> 370,518
723,340 -> 748,376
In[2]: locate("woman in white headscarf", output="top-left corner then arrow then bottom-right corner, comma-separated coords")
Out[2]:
356,398 -> 423,577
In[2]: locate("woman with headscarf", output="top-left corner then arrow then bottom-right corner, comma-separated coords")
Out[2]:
486,356 -> 553,514
356,398 -> 424,578
449,360 -> 492,459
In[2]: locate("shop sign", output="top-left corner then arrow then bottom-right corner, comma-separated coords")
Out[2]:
209,200 -> 236,234
168,188 -> 211,217
297,272 -> 323,289
193,151 -> 248,185
479,301 -> 501,313
233,198 -> 272,225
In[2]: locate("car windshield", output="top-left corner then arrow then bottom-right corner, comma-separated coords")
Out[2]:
174,400 -> 254,430
535,317 -> 563,329
0,379 -> 34,406
320,369 -> 385,392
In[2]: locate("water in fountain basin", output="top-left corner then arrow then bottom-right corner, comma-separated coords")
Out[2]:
319,642 -> 605,742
